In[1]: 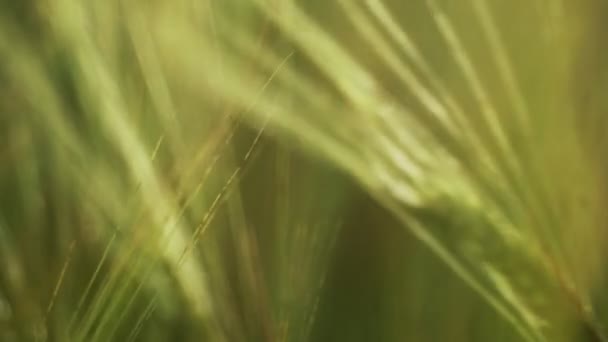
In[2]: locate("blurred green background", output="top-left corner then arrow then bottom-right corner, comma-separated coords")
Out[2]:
1,0 -> 607,341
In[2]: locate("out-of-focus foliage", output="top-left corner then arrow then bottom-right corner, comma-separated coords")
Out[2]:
0,0 -> 607,341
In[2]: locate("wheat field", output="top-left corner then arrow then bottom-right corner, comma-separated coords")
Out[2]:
1,0 -> 607,341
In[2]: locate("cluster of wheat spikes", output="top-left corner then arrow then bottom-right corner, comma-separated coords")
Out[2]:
0,0 -> 607,341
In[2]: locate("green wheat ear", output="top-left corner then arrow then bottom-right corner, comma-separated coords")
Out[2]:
197,0 -> 608,341
1,0 -> 607,341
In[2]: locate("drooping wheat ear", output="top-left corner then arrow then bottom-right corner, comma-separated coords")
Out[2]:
191,0 -> 608,341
